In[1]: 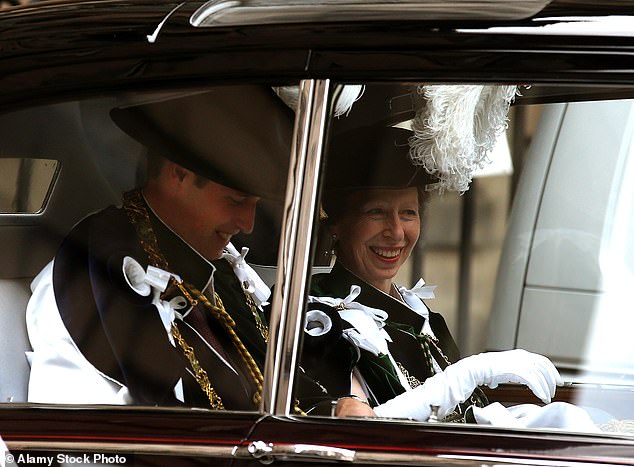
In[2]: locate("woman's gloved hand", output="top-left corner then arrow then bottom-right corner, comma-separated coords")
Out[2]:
374,349 -> 563,421
462,349 -> 563,401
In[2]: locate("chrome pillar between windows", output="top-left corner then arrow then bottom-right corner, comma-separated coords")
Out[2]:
262,79 -> 330,416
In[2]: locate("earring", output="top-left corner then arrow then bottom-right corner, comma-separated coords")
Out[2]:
330,234 -> 338,256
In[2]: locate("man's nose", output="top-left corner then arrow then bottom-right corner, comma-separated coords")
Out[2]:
236,199 -> 258,234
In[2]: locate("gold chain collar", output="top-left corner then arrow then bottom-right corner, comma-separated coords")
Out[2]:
122,189 -> 264,408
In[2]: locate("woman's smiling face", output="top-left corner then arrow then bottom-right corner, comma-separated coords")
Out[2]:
330,187 -> 420,293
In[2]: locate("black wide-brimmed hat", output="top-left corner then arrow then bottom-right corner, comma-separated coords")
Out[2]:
323,125 -> 432,192
111,85 -> 294,200
327,83 -> 517,193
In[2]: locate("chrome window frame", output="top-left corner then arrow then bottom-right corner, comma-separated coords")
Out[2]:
263,79 -> 331,416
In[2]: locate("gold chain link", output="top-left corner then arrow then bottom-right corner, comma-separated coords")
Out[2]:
396,361 -> 423,389
245,292 -> 269,343
171,322 -> 224,409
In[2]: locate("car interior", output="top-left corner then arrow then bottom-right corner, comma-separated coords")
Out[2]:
0,98 -> 145,403
2,81 -> 634,435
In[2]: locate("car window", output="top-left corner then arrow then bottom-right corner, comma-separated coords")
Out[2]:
0,83 -> 296,414
295,81 -> 634,435
5,78 -> 634,436
0,158 -> 59,214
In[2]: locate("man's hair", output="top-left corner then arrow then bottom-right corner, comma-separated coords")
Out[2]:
145,150 -> 165,181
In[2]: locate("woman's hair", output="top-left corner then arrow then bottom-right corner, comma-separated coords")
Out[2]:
320,185 -> 431,227
320,125 -> 435,226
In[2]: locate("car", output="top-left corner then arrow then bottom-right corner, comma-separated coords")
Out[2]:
486,92 -> 634,423
489,97 -> 634,382
2,0 -> 634,465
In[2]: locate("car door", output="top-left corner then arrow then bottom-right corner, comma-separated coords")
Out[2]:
240,75 -> 634,464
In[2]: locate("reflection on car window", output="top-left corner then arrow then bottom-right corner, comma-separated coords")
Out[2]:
1,84 -> 300,412
297,82 -> 634,435
0,158 -> 58,214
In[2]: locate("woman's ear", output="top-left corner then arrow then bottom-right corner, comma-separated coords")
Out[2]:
313,222 -> 338,267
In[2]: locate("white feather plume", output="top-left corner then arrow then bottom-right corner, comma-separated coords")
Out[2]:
333,84 -> 364,117
272,85 -> 300,110
409,84 -> 517,193
273,84 -> 364,117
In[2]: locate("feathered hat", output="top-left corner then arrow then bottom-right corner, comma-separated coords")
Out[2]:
323,125 -> 432,192
409,84 -> 517,193
324,82 -> 517,194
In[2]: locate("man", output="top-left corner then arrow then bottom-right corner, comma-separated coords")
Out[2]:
25,84 -> 365,413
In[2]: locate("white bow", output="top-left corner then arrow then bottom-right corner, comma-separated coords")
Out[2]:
308,286 -> 391,356
396,278 -> 437,338
222,243 -> 271,307
122,256 -> 187,338
410,278 -> 436,299
304,310 -> 332,337
122,256 -> 180,296
400,278 -> 436,300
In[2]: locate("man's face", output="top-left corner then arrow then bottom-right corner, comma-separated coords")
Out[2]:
174,177 -> 260,262
330,187 -> 420,293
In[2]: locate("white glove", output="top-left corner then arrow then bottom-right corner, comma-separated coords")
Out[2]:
374,349 -> 563,421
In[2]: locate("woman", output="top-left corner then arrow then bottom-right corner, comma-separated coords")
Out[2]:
302,125 -> 574,424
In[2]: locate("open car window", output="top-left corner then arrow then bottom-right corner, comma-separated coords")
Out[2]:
0,83 -> 296,413
295,81 -> 634,436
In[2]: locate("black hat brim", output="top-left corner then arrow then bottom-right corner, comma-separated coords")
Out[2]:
111,85 -> 294,200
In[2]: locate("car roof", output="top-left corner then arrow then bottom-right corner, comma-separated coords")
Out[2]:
1,0 -> 634,110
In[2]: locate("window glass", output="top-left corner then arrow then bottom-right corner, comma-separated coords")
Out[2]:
0,158 -> 58,214
0,83 -> 296,413
296,82 -> 634,435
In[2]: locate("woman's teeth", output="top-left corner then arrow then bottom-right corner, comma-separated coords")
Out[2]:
372,247 -> 401,258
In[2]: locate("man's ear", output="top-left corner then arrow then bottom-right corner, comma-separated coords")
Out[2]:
163,160 -> 191,187
173,165 -> 189,183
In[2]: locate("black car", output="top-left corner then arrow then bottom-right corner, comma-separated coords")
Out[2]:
2,0 -> 634,465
